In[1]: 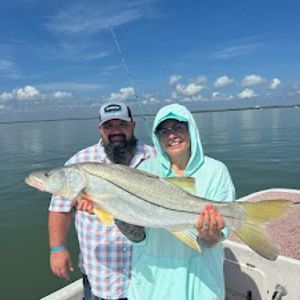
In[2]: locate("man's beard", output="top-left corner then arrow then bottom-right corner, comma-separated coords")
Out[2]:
103,134 -> 138,165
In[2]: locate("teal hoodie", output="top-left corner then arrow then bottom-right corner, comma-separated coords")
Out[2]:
128,104 -> 235,300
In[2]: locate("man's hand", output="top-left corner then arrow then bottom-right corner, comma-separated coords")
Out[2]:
50,249 -> 74,280
195,204 -> 225,247
76,193 -> 94,214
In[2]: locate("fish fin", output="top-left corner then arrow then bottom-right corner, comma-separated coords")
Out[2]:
93,208 -> 115,226
236,200 -> 293,260
166,177 -> 196,195
240,199 -> 292,222
171,229 -> 202,252
236,223 -> 279,261
84,192 -> 116,225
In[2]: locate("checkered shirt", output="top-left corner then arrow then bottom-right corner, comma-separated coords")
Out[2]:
49,140 -> 155,299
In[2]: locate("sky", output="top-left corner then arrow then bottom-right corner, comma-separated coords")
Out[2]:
0,0 -> 300,121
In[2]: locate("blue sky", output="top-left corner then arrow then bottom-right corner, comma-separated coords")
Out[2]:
0,0 -> 300,121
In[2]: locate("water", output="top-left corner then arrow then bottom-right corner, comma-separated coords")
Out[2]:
0,108 -> 299,299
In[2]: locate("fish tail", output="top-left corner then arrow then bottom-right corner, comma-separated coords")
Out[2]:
236,200 -> 292,261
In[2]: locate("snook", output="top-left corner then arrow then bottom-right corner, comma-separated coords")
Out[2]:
25,162 -> 298,261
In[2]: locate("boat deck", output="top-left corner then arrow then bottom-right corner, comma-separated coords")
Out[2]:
228,189 -> 300,260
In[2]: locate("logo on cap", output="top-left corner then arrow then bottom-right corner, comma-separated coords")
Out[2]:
104,104 -> 122,113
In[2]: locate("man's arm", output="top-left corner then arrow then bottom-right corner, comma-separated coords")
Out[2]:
48,211 -> 74,280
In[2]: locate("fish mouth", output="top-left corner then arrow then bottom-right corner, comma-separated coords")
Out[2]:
25,176 -> 45,192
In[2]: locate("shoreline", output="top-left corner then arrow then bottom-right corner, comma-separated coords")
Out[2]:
1,103 -> 299,125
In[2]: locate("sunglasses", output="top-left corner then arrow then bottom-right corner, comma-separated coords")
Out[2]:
155,122 -> 188,138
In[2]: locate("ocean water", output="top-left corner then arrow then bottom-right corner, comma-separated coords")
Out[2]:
0,108 -> 299,299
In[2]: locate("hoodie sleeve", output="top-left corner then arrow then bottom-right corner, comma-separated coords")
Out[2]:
203,160 -> 236,202
214,166 -> 236,202
197,159 -> 236,240
213,165 -> 236,239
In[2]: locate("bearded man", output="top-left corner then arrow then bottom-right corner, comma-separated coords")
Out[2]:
48,102 -> 155,300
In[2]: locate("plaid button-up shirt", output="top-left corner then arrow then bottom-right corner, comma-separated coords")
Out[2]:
49,140 -> 155,299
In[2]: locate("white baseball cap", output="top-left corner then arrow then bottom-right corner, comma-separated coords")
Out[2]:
99,102 -> 133,126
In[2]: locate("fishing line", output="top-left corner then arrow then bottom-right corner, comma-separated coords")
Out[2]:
109,26 -> 152,139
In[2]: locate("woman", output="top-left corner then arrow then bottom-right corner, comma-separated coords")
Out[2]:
128,103 -> 235,300
79,103 -> 235,299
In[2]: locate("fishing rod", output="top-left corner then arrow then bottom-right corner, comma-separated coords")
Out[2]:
109,26 -> 152,138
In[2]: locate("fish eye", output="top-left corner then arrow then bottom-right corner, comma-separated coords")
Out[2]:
44,172 -> 49,178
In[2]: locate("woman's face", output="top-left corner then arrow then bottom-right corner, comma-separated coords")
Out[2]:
155,119 -> 191,159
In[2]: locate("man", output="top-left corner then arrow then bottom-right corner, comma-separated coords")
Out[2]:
48,102 -> 155,300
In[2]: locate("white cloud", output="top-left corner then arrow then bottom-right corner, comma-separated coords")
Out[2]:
211,92 -> 234,101
0,85 -> 43,101
214,75 -> 234,88
169,75 -> 182,86
0,59 -> 20,78
0,85 -> 75,102
16,86 -> 41,100
241,74 -> 265,87
141,93 -> 159,105
44,1 -> 158,63
171,91 -> 177,99
46,1 -> 157,35
175,83 -> 204,97
108,87 -> 135,101
53,42 -> 109,62
194,76 -> 207,85
270,78 -> 281,90
214,42 -> 263,59
0,92 -> 13,102
0,59 -> 15,71
53,91 -> 73,99
142,97 -> 159,105
238,88 -> 256,99
149,97 -> 159,103
170,75 -> 205,101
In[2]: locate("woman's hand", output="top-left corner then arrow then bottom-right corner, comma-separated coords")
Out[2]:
195,204 -> 225,247
76,193 -> 94,214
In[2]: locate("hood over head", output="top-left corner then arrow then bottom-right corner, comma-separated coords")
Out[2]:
152,104 -> 204,176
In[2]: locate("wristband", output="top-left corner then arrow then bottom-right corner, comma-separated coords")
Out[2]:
50,245 -> 66,253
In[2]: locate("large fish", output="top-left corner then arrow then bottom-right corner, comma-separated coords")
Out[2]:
25,162 -> 299,261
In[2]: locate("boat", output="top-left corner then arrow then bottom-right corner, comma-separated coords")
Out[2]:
40,239 -> 300,300
41,190 -> 300,300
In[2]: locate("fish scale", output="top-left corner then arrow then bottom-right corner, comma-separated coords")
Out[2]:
80,163 -> 211,212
